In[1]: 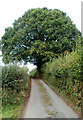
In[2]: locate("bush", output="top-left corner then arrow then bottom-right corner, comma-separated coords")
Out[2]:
41,50 -> 81,110
2,64 -> 29,106
2,64 -> 29,91
29,68 -> 40,78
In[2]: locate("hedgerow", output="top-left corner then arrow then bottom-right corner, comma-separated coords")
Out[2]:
41,50 -> 81,110
2,64 -> 29,118
2,64 -> 29,92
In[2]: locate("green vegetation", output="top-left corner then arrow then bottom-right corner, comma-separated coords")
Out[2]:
30,37 -> 82,112
1,8 -> 81,70
2,64 -> 30,118
1,7 -> 82,117
29,68 -> 38,77
40,48 -> 81,111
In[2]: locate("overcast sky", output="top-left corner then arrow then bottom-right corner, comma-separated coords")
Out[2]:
0,0 -> 82,69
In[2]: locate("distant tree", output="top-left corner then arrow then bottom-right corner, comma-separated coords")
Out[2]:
1,8 -> 81,70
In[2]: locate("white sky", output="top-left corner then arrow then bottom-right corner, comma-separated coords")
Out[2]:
0,0 -> 82,70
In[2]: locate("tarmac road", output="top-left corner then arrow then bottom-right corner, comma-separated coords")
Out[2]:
23,79 -> 79,118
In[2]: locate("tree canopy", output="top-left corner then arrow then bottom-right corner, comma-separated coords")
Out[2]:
1,8 -> 81,69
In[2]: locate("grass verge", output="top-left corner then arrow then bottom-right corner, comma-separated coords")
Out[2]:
2,91 -> 25,118
2,79 -> 31,118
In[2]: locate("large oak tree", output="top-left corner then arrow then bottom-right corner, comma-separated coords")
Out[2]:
1,8 -> 81,70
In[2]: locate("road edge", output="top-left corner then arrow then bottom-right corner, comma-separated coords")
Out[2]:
20,78 -> 32,118
41,79 -> 81,118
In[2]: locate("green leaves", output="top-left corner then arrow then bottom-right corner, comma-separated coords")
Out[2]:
2,64 -> 29,90
2,65 -> 29,118
41,49 -> 81,110
2,64 -> 30,118
1,8 -> 81,69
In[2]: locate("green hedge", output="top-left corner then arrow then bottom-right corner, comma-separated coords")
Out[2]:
41,50 -> 81,110
2,64 -> 29,91
2,64 -> 30,118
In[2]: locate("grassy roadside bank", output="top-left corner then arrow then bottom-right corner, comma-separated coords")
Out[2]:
2,80 -> 31,118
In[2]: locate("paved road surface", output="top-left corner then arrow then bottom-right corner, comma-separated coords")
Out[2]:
23,79 -> 79,118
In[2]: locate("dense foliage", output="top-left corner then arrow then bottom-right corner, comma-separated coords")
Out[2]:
40,48 -> 81,110
2,64 -> 29,91
1,7 -> 82,117
2,64 -> 29,118
1,8 -> 81,69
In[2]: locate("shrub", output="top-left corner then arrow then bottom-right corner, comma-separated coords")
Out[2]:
41,50 -> 81,110
2,64 -> 29,91
2,64 -> 29,106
